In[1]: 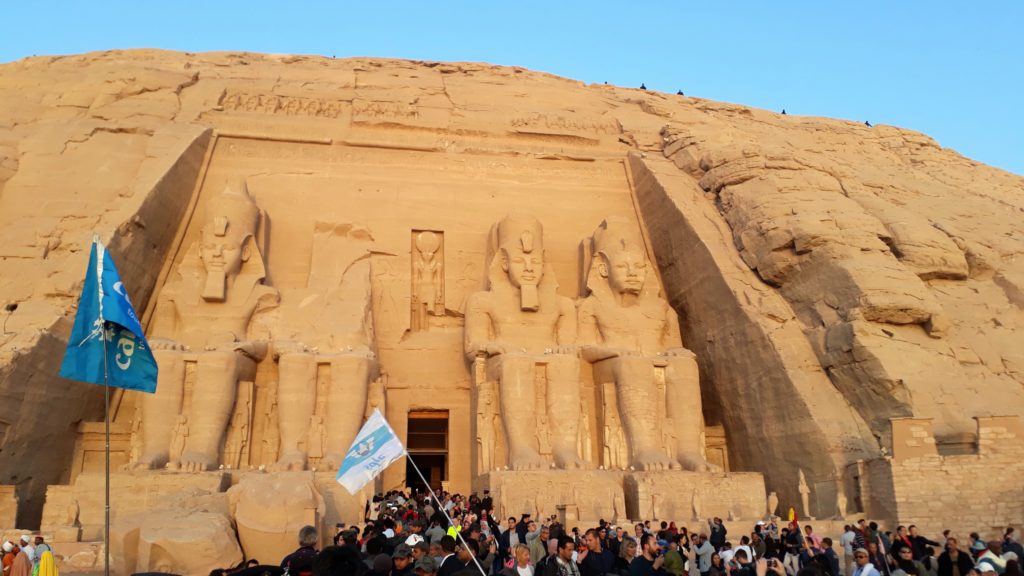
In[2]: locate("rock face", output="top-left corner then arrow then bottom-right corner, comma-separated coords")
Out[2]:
228,472 -> 324,565
0,50 -> 1021,538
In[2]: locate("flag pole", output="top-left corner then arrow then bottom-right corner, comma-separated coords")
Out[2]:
102,336 -> 110,576
404,451 -> 487,576
96,237 -> 111,576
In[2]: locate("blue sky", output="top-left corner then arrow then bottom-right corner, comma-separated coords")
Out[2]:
2,1 -> 1021,175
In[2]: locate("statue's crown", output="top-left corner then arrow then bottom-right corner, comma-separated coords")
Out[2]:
591,217 -> 644,257
206,184 -> 259,236
496,212 -> 544,254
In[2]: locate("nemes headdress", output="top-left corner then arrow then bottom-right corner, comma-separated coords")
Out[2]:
206,184 -> 260,239
591,217 -> 643,259
497,212 -> 544,255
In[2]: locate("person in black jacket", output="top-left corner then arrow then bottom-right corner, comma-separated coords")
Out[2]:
710,520 -> 728,551
908,527 -> 941,561
937,538 -> 975,576
438,536 -> 465,576
578,528 -> 616,576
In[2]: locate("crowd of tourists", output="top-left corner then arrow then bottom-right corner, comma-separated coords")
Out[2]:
208,490 -> 1024,576
1,535 -> 57,576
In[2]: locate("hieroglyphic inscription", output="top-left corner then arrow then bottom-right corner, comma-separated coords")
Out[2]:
510,113 -> 620,135
353,99 -> 420,121
221,93 -> 348,118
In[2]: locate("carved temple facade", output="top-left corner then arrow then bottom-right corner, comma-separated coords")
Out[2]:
1,52 -> 1022,573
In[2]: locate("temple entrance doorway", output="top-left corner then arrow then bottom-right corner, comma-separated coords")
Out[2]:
406,410 -> 449,492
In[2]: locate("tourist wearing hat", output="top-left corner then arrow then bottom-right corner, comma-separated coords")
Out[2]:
416,555 -> 440,576
852,548 -> 880,576
412,539 -> 430,562
394,543 -> 415,576
6,543 -> 30,576
2,541 -> 17,575
15,537 -> 32,565
32,537 -> 53,568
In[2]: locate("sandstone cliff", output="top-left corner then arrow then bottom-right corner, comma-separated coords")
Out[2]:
0,50 -> 1021,526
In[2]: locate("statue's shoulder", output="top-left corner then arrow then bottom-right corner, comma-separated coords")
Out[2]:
157,277 -> 190,303
576,293 -> 598,312
466,289 -> 495,308
251,282 -> 280,309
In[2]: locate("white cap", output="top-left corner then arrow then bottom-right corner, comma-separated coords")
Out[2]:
2,541 -> 12,553
19,535 -> 30,544
978,564 -> 996,573
405,534 -> 425,546
756,521 -> 765,526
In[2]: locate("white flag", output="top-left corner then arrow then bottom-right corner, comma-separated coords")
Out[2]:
336,408 -> 405,494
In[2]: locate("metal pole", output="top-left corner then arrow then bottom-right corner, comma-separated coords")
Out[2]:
101,324 -> 110,576
404,451 -> 487,576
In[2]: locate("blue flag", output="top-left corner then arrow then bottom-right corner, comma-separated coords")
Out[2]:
59,237 -> 158,392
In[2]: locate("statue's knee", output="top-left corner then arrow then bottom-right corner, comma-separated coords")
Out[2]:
153,348 -> 184,367
547,355 -> 579,374
278,352 -> 316,371
667,356 -> 699,372
330,355 -> 372,375
198,350 -> 251,379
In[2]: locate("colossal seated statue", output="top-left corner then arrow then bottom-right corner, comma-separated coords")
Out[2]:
465,212 -> 587,471
579,217 -> 710,471
271,222 -> 378,471
133,185 -> 279,472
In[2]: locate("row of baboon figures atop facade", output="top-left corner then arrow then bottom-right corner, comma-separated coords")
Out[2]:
128,185 -> 713,475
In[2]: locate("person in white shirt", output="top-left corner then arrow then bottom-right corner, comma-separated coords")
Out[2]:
734,536 -> 754,563
720,543 -> 736,564
852,548 -> 880,576
17,536 -> 33,564
840,526 -> 857,576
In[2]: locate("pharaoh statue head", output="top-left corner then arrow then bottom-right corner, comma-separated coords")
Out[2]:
495,213 -> 545,310
199,185 -> 260,302
591,217 -> 649,297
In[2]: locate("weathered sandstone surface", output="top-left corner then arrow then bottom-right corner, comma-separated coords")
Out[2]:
0,51 -> 1020,554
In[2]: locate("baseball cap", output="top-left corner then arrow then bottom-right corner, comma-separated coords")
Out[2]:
393,544 -> 413,559
406,534 -> 425,546
415,556 -> 439,573
978,564 -> 996,573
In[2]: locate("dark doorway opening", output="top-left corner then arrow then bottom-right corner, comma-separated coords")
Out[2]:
406,411 -> 448,492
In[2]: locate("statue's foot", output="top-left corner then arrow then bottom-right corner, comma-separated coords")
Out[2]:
179,451 -> 217,472
553,450 -> 593,470
510,450 -> 548,471
677,451 -> 716,472
165,460 -> 182,471
634,450 -> 678,471
272,450 -> 308,472
129,453 -> 166,471
320,453 -> 342,471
